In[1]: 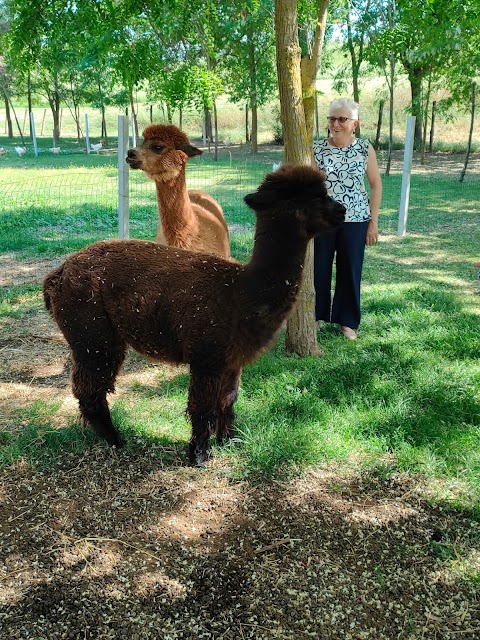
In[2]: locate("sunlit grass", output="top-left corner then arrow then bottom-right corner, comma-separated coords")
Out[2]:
0,126 -> 479,517
2,253 -> 479,511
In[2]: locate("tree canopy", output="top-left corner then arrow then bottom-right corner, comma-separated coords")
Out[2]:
0,0 -> 477,147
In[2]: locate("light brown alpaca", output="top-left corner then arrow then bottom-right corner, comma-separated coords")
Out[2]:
126,124 -> 230,258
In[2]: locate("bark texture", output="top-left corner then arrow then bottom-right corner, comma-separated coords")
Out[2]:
275,0 -> 328,356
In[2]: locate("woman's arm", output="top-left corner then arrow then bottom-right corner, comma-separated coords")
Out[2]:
366,143 -> 382,246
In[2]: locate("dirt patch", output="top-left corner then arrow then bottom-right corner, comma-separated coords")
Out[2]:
0,453 -> 479,639
0,307 -> 172,431
0,254 -> 64,288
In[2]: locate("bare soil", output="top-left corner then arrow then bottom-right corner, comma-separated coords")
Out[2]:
0,303 -> 479,639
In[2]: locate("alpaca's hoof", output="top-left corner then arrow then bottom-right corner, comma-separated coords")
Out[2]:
216,430 -> 234,445
188,445 -> 211,467
105,433 -> 124,448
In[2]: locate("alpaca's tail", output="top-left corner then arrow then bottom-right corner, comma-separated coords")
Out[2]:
43,264 -> 64,314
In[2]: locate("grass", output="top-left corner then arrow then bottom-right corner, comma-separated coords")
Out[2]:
0,149 -> 272,262
0,115 -> 479,522
0,144 -> 478,263
1,222 -> 479,516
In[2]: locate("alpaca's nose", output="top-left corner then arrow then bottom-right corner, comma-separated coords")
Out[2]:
127,149 -> 137,158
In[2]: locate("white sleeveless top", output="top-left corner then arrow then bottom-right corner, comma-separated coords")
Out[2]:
313,137 -> 371,222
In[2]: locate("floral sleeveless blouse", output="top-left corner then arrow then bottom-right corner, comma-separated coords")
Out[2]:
312,137 -> 371,222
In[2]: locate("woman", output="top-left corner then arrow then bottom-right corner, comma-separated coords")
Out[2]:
313,98 -> 382,340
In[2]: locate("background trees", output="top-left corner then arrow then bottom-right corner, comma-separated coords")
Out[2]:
0,0 -> 477,153
0,0 -> 477,356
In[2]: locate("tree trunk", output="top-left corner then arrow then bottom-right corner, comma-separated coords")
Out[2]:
275,0 -> 328,356
251,104 -> 258,154
204,107 -> 213,142
384,1 -> 395,176
420,71 -> 432,165
429,100 -> 436,153
300,0 -> 329,148
385,53 -> 395,176
374,99 -> 384,150
129,89 -> 138,140
46,75 -> 62,144
67,82 -> 82,142
248,38 -> 258,154
8,91 -> 25,144
76,105 -> 81,141
51,103 -> 60,144
347,16 -> 362,138
213,100 -> 219,161
406,65 -> 423,149
27,72 -> 33,140
245,103 -> 250,143
2,89 -> 13,137
459,81 -> 476,183
101,106 -> 108,144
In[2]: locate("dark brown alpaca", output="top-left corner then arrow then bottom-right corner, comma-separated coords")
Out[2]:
127,124 -> 230,258
43,165 -> 345,465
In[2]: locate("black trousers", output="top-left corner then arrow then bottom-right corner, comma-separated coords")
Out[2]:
314,221 -> 369,329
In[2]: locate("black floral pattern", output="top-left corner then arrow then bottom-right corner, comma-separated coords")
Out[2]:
313,138 -> 370,222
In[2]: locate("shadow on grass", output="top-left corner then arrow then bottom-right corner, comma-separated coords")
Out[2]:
0,398 -> 191,471
234,289 -> 479,497
1,256 -> 478,508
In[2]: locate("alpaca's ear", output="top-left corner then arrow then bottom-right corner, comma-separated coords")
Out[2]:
175,143 -> 203,158
244,190 -> 278,210
244,178 -> 287,210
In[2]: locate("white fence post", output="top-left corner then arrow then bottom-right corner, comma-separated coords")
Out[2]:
118,115 -> 130,239
30,112 -> 38,157
131,115 -> 137,148
85,114 -> 90,153
397,116 -> 416,236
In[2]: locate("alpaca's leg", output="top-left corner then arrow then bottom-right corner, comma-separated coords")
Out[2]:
69,333 -> 127,447
78,390 -> 122,446
216,368 -> 242,444
187,369 -> 222,466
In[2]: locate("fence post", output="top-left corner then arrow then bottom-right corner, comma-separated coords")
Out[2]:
30,112 -> 38,157
397,116 -> 416,236
118,115 -> 130,239
85,114 -> 90,153
131,115 -> 137,148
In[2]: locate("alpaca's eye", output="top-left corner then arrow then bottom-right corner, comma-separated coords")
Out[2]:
152,145 -> 165,154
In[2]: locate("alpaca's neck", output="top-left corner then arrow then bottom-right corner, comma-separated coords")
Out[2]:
154,168 -> 198,247
243,222 -> 309,319
250,222 -> 307,275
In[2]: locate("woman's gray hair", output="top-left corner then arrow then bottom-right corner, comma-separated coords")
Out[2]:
329,98 -> 359,119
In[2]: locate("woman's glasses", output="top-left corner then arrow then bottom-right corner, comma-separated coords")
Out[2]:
327,116 -> 354,124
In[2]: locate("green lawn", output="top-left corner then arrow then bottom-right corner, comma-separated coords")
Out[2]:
0,145 -> 479,521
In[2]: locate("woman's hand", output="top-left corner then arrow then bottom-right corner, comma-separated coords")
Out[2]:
366,219 -> 379,246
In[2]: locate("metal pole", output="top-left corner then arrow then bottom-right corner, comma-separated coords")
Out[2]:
85,113 -> 90,153
397,116 -> 416,236
118,115 -> 130,239
131,114 -> 137,148
30,112 -> 38,157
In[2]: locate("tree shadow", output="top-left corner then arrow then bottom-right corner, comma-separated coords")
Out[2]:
1,455 -> 479,638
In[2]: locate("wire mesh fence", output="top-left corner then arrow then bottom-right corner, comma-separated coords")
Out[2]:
0,151 -> 479,290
